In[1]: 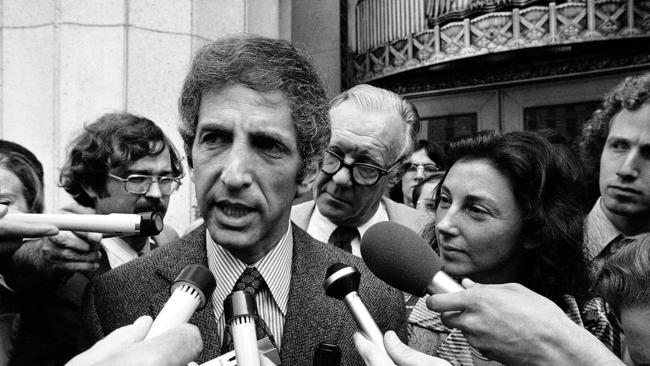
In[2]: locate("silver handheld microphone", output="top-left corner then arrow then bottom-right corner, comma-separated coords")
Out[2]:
146,264 -> 216,339
323,263 -> 388,357
224,291 -> 260,366
3,211 -> 164,236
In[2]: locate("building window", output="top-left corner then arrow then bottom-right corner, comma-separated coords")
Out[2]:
524,101 -> 600,145
424,113 -> 478,143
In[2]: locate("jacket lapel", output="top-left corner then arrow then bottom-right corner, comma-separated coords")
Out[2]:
280,225 -> 346,365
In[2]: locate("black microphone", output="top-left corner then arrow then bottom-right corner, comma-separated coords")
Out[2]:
313,343 -> 341,366
3,211 -> 164,236
145,264 -> 216,339
360,221 -> 463,296
323,263 -> 387,357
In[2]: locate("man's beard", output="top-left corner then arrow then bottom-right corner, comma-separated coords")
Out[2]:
134,199 -> 167,217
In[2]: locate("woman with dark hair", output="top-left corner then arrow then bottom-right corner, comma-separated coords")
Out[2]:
390,139 -> 447,206
0,140 -> 44,215
0,140 -> 48,366
409,131 -> 618,365
411,171 -> 445,215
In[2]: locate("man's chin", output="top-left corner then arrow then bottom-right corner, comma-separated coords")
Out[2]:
602,196 -> 650,217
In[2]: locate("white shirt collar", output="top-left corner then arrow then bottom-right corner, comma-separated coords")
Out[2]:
306,201 -> 388,257
206,223 -> 293,318
101,236 -> 152,269
585,197 -> 623,260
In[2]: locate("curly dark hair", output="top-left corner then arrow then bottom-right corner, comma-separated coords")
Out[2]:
59,113 -> 183,208
0,140 -> 44,213
423,131 -> 591,305
579,72 -> 650,202
178,36 -> 331,181
596,234 -> 650,311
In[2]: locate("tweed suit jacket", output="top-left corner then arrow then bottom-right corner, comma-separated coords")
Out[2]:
81,224 -> 407,365
291,197 -> 430,236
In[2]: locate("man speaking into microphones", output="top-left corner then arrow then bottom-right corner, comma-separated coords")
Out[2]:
6,113 -> 185,365
80,36 -> 406,366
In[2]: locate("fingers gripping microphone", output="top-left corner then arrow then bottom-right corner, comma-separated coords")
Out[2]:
361,222 -> 463,296
224,291 -> 260,366
3,211 -> 164,236
145,264 -> 216,339
323,263 -> 388,357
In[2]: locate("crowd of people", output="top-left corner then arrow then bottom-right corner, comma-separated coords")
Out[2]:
0,35 -> 648,366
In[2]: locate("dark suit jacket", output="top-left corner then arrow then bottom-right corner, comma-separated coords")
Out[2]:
9,229 -> 177,366
81,224 -> 407,365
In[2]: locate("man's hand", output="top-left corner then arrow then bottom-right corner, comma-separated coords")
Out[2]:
38,230 -> 103,274
354,331 -> 451,366
0,204 -> 58,255
66,316 -> 202,366
427,279 -> 624,366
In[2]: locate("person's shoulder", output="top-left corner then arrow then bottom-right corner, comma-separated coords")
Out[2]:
383,197 -> 430,233
290,200 -> 315,224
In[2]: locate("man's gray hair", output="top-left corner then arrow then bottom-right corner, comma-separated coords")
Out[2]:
178,35 -> 331,181
330,84 -> 420,162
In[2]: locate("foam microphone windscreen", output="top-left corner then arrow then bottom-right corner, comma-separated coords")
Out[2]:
361,221 -> 442,296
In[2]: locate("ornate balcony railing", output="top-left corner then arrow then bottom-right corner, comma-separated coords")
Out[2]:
351,0 -> 650,83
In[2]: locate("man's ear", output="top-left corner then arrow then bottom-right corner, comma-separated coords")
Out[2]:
296,163 -> 319,198
387,166 -> 403,187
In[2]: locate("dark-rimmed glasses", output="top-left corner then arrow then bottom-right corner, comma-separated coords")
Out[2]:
321,149 -> 399,186
108,174 -> 182,195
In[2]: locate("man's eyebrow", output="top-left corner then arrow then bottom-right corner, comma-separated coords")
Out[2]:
124,168 -> 175,175
196,122 -> 230,133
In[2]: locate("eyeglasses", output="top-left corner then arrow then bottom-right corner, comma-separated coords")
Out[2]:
108,174 -> 182,195
322,149 -> 398,186
403,163 -> 439,175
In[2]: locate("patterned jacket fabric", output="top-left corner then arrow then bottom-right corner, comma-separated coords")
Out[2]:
80,224 -> 407,365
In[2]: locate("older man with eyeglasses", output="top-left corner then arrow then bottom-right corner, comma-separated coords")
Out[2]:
291,84 -> 429,257
8,112 -> 184,365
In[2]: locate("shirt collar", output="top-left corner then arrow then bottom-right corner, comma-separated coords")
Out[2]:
307,200 -> 388,243
206,223 -> 293,318
101,236 -> 152,268
585,197 -> 623,260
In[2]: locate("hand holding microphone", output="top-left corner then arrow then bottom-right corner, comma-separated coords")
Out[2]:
66,315 -> 202,366
360,222 -> 463,296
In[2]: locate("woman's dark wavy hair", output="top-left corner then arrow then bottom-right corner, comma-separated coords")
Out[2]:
178,36 -> 331,182
423,131 -> 591,304
0,140 -> 44,213
579,72 -> 650,203
59,113 -> 184,208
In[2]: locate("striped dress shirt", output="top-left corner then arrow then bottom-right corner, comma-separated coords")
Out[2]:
206,224 -> 293,350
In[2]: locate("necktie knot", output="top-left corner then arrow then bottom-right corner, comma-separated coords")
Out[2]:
328,226 -> 358,253
232,266 -> 265,295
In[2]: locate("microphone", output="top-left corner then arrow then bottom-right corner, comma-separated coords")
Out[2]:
360,221 -> 463,296
313,343 -> 341,366
323,263 -> 387,357
145,264 -> 216,339
3,211 -> 164,236
223,291 -> 260,366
